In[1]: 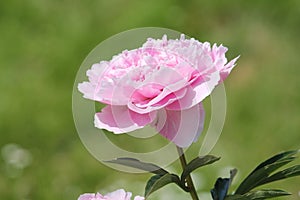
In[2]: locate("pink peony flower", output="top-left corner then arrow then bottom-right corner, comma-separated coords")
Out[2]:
78,189 -> 144,200
78,34 -> 239,147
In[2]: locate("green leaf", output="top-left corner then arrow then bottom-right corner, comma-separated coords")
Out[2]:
259,165 -> 300,185
144,173 -> 182,198
181,155 -> 220,181
225,195 -> 250,200
252,150 -> 297,172
236,158 -> 294,193
243,189 -> 290,199
235,150 -> 298,194
106,157 -> 168,175
226,190 -> 290,200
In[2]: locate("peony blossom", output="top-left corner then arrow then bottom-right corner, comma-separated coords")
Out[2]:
78,189 -> 144,200
78,34 -> 239,147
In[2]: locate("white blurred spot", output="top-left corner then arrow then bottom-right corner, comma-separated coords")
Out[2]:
1,143 -> 33,178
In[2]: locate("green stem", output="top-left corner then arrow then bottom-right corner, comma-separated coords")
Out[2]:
176,146 -> 199,200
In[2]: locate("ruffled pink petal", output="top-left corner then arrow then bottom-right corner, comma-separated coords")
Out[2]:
78,82 -> 98,100
78,79 -> 119,105
140,79 -> 187,107
78,62 -> 114,103
126,66 -> 195,114
152,103 -> 205,148
219,56 -> 240,81
99,65 -> 191,106
105,189 -> 132,200
94,105 -> 156,133
78,193 -> 104,200
166,71 -> 220,110
87,62 -> 109,84
128,87 -> 187,114
211,44 -> 228,67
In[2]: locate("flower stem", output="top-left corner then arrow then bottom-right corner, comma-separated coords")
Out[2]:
176,146 -> 199,200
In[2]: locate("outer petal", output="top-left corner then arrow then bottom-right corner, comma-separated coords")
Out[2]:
105,189 -> 132,200
78,193 -> 104,200
219,56 -> 239,82
78,62 -> 114,104
167,71 -> 220,110
78,193 -> 96,200
152,103 -> 205,148
94,105 -> 156,134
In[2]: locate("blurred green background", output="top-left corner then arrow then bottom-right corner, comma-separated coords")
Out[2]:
0,0 -> 299,199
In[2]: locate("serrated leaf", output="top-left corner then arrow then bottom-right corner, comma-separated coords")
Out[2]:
259,165 -> 300,185
181,155 -> 220,181
144,173 -> 182,198
235,150 -> 298,194
106,157 -> 168,175
243,189 -> 290,199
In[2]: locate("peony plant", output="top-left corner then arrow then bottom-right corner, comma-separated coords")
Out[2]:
77,34 -> 300,200
78,34 -> 238,148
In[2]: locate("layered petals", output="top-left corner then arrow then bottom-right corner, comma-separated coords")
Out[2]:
79,34 -> 238,147
166,71 -> 220,110
105,189 -> 132,200
78,189 -> 144,200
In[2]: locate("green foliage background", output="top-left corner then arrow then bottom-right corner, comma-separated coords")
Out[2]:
0,0 -> 299,199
